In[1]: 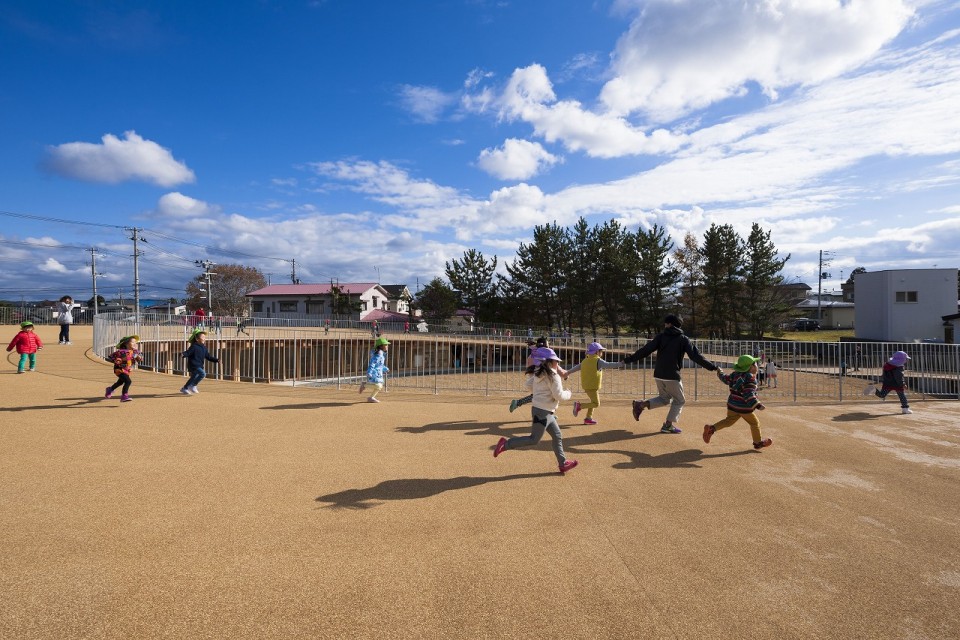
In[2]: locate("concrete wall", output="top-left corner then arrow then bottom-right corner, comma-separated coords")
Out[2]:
855,269 -> 958,341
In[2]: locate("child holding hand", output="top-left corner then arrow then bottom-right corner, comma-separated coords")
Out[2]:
494,348 -> 578,474
567,342 -> 624,425
702,354 -> 772,450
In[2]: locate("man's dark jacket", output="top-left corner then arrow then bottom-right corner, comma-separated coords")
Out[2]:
623,326 -> 717,380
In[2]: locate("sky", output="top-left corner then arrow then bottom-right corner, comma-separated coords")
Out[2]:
1,0 -> 959,304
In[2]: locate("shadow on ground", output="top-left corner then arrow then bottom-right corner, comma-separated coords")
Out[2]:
315,472 -> 556,510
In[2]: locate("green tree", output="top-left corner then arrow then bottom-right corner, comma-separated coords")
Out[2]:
415,278 -> 459,322
567,218 -> 602,337
845,266 -> 867,285
632,224 -> 679,334
444,249 -> 498,320
503,222 -> 570,330
592,220 -> 634,336
741,223 -> 791,338
700,224 -> 743,338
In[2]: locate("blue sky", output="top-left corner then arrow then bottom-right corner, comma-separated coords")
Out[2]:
1,0 -> 959,303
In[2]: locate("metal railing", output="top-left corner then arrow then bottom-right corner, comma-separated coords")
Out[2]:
92,312 -> 960,401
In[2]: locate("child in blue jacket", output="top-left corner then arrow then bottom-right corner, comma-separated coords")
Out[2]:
360,337 -> 390,403
181,330 -> 219,395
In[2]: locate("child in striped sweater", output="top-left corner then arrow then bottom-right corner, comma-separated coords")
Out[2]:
702,354 -> 772,450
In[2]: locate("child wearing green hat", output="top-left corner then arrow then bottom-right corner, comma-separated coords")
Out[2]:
702,354 -> 772,449
360,336 -> 390,403
181,330 -> 220,395
105,335 -> 142,402
7,321 -> 43,373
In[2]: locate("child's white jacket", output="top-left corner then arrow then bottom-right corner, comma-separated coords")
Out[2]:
525,371 -> 571,412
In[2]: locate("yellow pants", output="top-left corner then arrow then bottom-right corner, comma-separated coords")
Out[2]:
711,409 -> 762,443
580,389 -> 600,418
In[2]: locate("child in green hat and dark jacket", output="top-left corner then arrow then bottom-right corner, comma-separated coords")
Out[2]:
702,354 -> 772,450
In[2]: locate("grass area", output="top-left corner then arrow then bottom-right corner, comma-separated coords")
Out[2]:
774,329 -> 855,342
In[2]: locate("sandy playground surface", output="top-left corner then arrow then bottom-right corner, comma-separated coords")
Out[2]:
2,325 -> 959,639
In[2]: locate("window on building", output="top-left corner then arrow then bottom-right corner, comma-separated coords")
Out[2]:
373,296 -> 379,308
279,301 -> 298,312
252,301 -> 263,313
306,301 -> 324,314
895,291 -> 918,303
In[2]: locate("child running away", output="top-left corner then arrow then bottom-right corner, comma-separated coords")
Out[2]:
181,330 -> 220,395
702,354 -> 772,450
863,350 -> 912,414
494,347 -> 578,474
7,321 -> 43,373
105,335 -> 142,402
360,337 -> 390,403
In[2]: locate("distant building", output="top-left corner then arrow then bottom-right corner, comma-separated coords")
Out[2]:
246,283 -> 396,320
854,268 -> 958,342
379,285 -> 414,314
794,292 -> 855,329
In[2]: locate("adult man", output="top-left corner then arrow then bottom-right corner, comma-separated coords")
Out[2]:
623,314 -> 720,434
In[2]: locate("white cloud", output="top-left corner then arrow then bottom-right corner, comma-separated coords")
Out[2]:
397,84 -> 457,123
601,0 -> 915,122
155,192 -> 219,218
38,257 -> 70,274
476,138 -> 561,180
492,63 -> 688,157
45,131 -> 195,187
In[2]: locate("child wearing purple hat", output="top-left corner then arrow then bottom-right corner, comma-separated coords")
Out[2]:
494,347 -> 578,474
566,342 -> 624,425
863,350 -> 912,414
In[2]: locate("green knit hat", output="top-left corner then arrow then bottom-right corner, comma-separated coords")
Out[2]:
189,329 -> 207,343
20,321 -> 34,329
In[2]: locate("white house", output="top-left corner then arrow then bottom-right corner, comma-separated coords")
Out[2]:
854,268 -> 958,342
246,283 -> 395,320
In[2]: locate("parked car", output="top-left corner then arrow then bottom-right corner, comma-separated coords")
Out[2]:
793,318 -> 821,331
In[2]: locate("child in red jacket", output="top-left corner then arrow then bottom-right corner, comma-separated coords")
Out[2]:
7,321 -> 43,373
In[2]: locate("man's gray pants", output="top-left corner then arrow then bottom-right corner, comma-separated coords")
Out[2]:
646,378 -> 685,424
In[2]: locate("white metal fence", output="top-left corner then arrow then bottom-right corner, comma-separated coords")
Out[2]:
93,312 -> 960,402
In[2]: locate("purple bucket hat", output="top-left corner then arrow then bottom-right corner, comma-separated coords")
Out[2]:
535,347 -> 561,363
889,351 -> 910,367
586,342 -> 604,355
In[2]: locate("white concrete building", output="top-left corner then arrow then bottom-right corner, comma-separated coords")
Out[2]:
854,268 -> 958,342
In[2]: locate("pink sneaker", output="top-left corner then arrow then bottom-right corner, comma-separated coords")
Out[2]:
583,418 -> 597,425
558,460 -> 578,474
753,438 -> 772,449
120,394 -> 132,402
104,387 -> 113,399
573,401 -> 581,417
494,437 -> 507,458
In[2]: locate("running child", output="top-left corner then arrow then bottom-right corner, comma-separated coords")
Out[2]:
7,321 -> 43,373
702,354 -> 771,449
181,330 -> 220,395
105,335 -> 142,402
567,342 -> 624,425
360,337 -> 390,403
508,337 -> 567,412
863,350 -> 912,414
494,347 -> 578,474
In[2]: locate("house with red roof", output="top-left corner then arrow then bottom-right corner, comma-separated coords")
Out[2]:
246,282 -> 402,320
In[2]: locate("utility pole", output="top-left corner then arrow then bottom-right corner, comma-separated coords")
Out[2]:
89,247 -> 103,316
195,259 -> 217,313
127,227 -> 146,324
817,250 -> 833,322
291,259 -> 301,284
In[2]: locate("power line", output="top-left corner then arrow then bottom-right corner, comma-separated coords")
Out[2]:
0,209 -> 125,229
